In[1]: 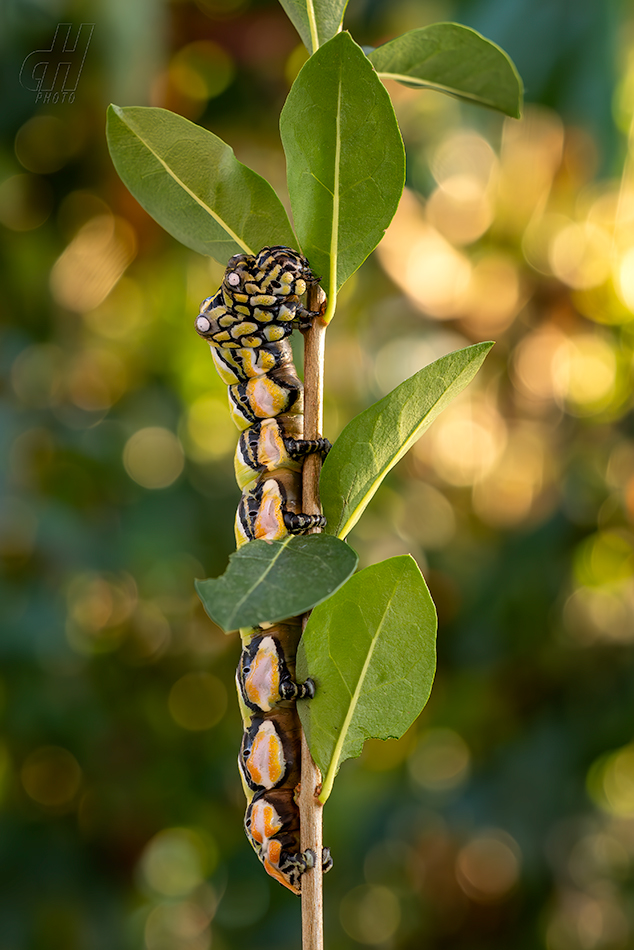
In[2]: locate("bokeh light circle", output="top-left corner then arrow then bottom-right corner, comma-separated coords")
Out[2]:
123,428 -> 185,489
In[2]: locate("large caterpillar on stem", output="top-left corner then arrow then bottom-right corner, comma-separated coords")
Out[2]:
195,246 -> 332,894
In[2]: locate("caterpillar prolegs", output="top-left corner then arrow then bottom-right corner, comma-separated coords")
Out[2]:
195,246 -> 332,894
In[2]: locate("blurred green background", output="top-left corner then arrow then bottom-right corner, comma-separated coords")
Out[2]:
2,0 -> 634,948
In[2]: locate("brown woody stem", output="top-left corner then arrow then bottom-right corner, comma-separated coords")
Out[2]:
300,284 -> 327,950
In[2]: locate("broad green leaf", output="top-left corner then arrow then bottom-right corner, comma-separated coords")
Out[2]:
280,32 -> 405,317
195,534 -> 357,632
278,0 -> 348,54
297,555 -> 437,803
368,23 -> 522,118
106,105 -> 296,262
321,342 -> 494,539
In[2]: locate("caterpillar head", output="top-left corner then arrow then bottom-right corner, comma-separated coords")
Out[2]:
254,246 -> 320,298
223,253 -> 257,295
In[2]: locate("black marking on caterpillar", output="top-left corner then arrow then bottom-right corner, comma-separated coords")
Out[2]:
196,246 -> 331,894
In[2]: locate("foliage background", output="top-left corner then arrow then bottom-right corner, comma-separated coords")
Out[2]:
2,0 -> 634,948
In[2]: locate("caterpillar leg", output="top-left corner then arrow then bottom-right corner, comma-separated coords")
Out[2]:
279,847 -> 333,874
281,676 -> 315,702
284,437 -> 331,461
283,511 -> 327,533
234,420 -> 329,491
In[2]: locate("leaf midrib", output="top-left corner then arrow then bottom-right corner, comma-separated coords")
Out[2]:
226,535 -> 293,626
305,0 -> 319,52
377,72 -> 507,108
324,63 -> 342,322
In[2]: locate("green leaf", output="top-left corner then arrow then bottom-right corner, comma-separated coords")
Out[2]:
321,342 -> 494,539
297,555 -> 437,803
195,534 -> 358,632
106,105 -> 296,262
278,0 -> 348,54
368,23 -> 523,118
280,32 -> 405,317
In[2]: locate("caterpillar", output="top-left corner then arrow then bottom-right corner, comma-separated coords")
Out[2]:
195,246 -> 332,894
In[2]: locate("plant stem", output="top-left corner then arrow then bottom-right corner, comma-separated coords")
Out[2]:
300,284 -> 327,950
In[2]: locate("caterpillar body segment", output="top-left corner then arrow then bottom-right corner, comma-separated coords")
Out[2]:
197,247 -> 331,893
245,792 -> 333,896
226,365 -> 303,431
237,623 -> 315,714
235,472 -> 326,548
239,706 -> 301,794
235,416 -> 330,491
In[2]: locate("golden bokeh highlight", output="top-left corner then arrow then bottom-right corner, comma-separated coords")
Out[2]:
408,727 -> 470,792
548,221 -> 612,289
430,131 -> 498,190
616,245 -> 634,310
378,189 -> 472,319
426,175 -> 494,246
123,428 -> 185,489
339,885 -> 401,944
427,396 -> 507,487
139,827 -> 217,898
50,214 -> 137,313
564,583 -> 634,645
588,744 -> 634,816
574,531 -> 634,588
551,334 -> 617,414
455,830 -> 521,902
472,424 -> 548,528
21,746 -> 82,809
513,326 -> 569,402
460,253 -> 521,334
183,394 -> 237,462
168,672 -> 227,731
170,41 -> 235,101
